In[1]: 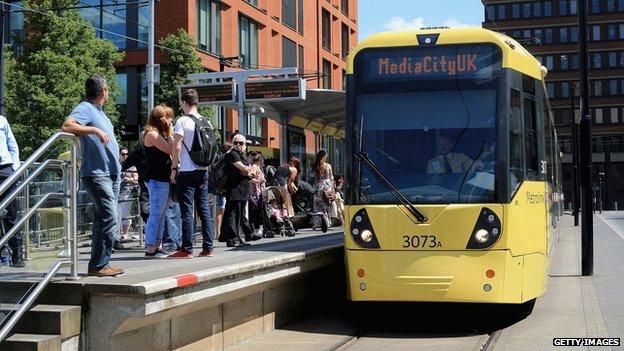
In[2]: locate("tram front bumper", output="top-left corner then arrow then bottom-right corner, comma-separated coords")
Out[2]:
346,249 -> 547,303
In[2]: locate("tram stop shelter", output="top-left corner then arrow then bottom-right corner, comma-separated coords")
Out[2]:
182,68 -> 346,164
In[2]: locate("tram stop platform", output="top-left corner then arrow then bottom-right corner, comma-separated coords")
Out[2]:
0,228 -> 345,351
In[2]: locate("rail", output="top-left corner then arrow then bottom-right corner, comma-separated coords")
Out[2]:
0,132 -> 78,279
0,260 -> 71,342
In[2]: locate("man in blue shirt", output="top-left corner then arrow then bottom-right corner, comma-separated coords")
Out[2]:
0,115 -> 24,267
62,75 -> 124,277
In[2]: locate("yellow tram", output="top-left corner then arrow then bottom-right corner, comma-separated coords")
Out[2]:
344,28 -> 562,306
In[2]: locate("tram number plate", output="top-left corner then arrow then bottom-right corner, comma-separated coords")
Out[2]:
402,235 -> 442,248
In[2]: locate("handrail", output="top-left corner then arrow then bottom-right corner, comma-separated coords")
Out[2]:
0,132 -> 76,196
0,131 -> 79,279
0,260 -> 71,342
0,159 -> 65,212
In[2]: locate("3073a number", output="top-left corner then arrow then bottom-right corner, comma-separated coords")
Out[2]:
402,235 -> 442,248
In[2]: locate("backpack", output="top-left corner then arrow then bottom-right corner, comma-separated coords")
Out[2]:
208,152 -> 229,196
182,114 -> 217,167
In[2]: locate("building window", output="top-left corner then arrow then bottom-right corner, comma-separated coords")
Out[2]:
591,0 -> 600,13
571,26 -> 579,42
609,52 -> 618,67
239,16 -> 259,69
102,0 -> 127,50
322,10 -> 331,50
559,0 -> 568,15
341,24 -> 349,59
322,59 -> 331,89
282,0 -> 296,29
298,0 -> 304,34
512,3 -> 521,18
523,2 -> 532,17
619,24 -> 624,39
547,82 -> 555,98
282,36 -> 297,68
608,24 -> 617,40
610,79 -> 618,95
498,4 -> 506,19
611,108 -> 619,123
560,27 -> 568,42
298,45 -> 304,74
562,81 -> 570,97
592,25 -> 601,41
197,0 -> 221,54
342,69 -> 346,90
561,54 -> 569,70
545,28 -> 553,43
592,52 -> 602,68
595,108 -> 603,124
571,0 -> 578,14
245,0 -> 258,6
486,5 -> 495,20
534,2 -> 542,16
546,55 -> 554,70
9,1 -> 24,47
544,1 -> 553,16
341,0 -> 349,14
247,114 -> 263,137
608,0 -> 616,11
594,80 -> 603,96
572,54 -> 580,69
620,0 -> 624,11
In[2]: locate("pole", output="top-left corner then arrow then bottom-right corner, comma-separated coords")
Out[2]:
219,60 -> 227,144
571,84 -> 580,226
147,0 -> 155,112
0,3 -> 6,116
578,0 -> 593,276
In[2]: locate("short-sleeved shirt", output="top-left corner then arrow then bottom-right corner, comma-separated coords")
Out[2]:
173,113 -> 212,172
224,149 -> 251,201
426,153 -> 474,174
67,101 -> 120,177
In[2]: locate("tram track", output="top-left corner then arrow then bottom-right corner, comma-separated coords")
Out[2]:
325,328 -> 503,351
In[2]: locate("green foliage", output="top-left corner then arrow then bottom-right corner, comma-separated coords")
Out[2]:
4,0 -> 124,156
156,29 -> 216,126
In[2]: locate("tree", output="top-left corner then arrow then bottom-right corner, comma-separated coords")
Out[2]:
157,29 -> 216,127
4,0 -> 123,156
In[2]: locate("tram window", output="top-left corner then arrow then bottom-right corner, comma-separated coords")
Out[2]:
543,99 -> 554,182
524,98 -> 539,176
523,75 -> 535,94
510,89 -> 524,191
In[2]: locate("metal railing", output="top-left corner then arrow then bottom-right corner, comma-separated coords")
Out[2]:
0,132 -> 79,343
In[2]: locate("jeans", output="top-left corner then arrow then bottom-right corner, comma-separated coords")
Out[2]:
145,180 -> 170,247
163,201 -> 182,250
82,175 -> 120,270
0,166 -> 22,260
177,170 -> 214,252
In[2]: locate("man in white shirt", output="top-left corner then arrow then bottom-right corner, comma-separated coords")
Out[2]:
0,115 -> 23,267
168,89 -> 215,258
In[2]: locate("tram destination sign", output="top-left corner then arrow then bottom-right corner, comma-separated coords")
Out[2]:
179,82 -> 236,105
244,78 -> 306,102
360,44 -> 499,83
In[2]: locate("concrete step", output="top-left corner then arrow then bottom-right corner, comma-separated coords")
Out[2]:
0,304 -> 81,340
1,333 -> 61,351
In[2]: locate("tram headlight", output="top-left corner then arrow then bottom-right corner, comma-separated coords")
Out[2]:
474,229 -> 490,244
360,230 -> 373,243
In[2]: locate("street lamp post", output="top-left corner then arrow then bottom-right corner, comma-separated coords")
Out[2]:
0,3 -> 6,116
578,0 -> 594,276
147,0 -> 155,112
570,83 -> 580,226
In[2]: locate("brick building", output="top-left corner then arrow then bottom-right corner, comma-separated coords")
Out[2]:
3,0 -> 358,171
482,0 -> 624,209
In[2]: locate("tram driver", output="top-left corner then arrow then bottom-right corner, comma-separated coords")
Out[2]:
426,135 -> 482,174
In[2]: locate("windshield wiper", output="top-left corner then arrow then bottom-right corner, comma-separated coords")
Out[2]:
355,152 -> 428,223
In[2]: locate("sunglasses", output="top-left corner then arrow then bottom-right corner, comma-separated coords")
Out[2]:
121,153 -> 128,156
233,141 -> 245,146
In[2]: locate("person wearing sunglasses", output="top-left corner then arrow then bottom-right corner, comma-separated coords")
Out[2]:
220,134 -> 256,247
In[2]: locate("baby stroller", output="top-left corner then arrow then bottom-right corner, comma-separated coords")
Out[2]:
262,186 -> 297,238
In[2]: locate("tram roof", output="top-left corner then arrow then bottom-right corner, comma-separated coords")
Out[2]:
252,89 -> 346,139
347,27 -> 544,80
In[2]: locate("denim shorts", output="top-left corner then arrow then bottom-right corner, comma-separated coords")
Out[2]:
215,195 -> 226,209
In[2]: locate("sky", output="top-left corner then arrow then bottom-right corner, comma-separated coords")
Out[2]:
357,0 -> 486,41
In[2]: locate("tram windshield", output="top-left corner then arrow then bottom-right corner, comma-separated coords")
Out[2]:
354,44 -> 501,204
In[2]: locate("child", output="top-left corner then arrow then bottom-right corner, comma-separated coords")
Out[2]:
268,198 -> 288,223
